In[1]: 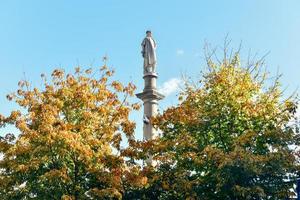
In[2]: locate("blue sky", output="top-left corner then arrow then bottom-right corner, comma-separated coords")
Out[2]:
0,1 -> 299,140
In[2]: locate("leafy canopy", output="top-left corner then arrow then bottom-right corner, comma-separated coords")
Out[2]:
0,66 -> 143,199
146,49 -> 299,200
0,45 -> 299,200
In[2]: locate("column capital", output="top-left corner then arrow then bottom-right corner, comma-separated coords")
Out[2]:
136,89 -> 165,101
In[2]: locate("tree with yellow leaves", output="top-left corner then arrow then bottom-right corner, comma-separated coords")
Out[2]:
146,47 -> 300,199
0,66 -> 141,199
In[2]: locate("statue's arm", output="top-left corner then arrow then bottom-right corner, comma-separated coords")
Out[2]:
141,39 -> 146,57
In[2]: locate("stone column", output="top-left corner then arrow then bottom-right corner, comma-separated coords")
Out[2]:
136,72 -> 164,163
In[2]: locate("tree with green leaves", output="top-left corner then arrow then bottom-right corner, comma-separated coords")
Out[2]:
145,46 -> 300,199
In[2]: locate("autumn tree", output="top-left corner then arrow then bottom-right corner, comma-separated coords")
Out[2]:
144,47 -> 300,199
0,66 -> 143,199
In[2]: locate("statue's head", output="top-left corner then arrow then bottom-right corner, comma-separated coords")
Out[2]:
146,30 -> 152,37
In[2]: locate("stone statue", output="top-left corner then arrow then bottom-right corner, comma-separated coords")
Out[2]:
141,30 -> 157,74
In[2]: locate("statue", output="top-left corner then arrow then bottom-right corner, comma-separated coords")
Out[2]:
141,30 -> 157,74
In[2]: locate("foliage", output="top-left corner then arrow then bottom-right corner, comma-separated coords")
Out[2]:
0,45 -> 299,200
0,66 -> 143,199
147,50 -> 300,199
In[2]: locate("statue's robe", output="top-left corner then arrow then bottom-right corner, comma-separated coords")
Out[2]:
141,37 -> 156,73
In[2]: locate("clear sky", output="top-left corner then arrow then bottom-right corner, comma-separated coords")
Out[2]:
0,1 -> 299,140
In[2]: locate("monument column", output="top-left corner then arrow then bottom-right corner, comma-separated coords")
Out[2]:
136,31 -> 164,160
136,73 -> 164,140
